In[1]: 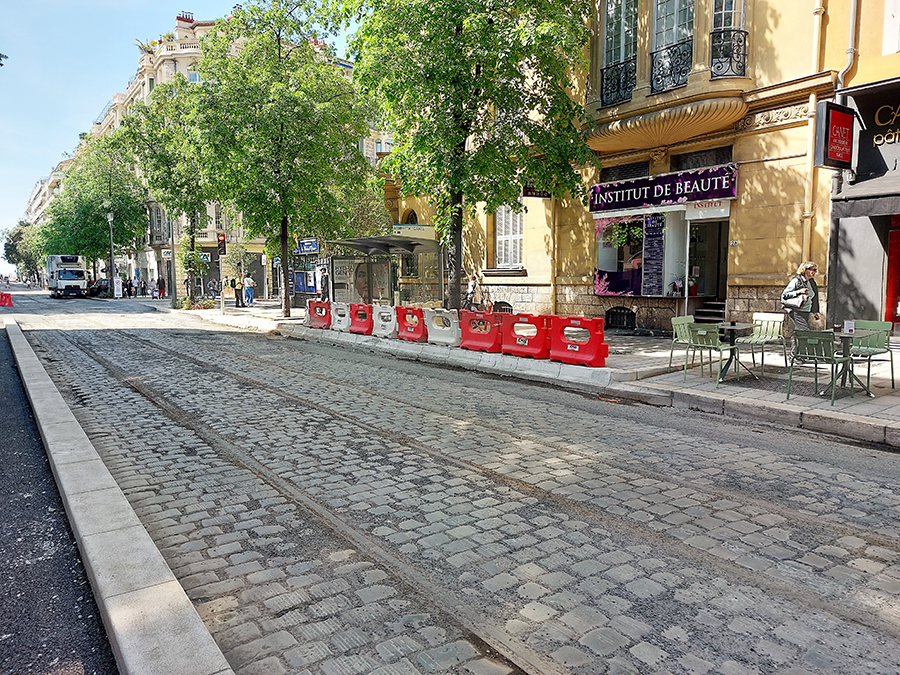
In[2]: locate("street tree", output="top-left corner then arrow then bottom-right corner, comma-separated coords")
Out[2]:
2,221 -> 42,281
196,0 -> 372,317
36,133 -> 147,278
345,0 -> 598,307
124,75 -> 214,304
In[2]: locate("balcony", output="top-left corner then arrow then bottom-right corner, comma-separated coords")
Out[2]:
600,58 -> 637,107
650,39 -> 693,94
710,29 -> 748,79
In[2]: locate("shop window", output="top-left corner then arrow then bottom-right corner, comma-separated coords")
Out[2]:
495,202 -> 524,269
595,213 -> 684,297
670,146 -> 732,171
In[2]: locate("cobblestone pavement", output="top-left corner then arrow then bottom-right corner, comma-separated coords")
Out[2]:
14,297 -> 900,675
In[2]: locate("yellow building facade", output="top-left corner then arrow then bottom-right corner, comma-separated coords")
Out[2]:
395,1 -> 893,331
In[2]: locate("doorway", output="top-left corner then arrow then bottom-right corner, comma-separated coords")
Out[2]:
688,220 -> 729,300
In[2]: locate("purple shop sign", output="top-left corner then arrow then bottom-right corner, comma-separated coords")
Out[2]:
589,164 -> 739,213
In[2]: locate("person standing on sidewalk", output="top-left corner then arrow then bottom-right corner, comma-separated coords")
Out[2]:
232,276 -> 245,307
243,273 -> 256,306
319,267 -> 330,301
781,261 -> 820,331
158,276 -> 166,299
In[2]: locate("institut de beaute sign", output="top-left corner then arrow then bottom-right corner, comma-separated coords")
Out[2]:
589,164 -> 739,213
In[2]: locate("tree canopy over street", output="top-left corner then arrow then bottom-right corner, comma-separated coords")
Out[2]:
36,134 -> 147,275
345,0 -> 598,306
124,74 -> 215,302
197,0 -> 373,316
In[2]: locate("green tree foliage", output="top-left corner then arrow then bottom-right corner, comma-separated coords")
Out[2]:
2,221 -> 42,280
345,0 -> 598,307
223,241 -> 255,279
36,134 -> 147,273
124,75 -> 215,303
197,1 -> 373,316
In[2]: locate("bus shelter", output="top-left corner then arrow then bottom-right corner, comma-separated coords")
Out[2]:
328,234 -> 444,307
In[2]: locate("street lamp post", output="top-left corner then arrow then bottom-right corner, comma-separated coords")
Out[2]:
107,212 -> 115,298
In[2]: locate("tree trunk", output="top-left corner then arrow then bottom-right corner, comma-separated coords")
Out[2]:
448,190 -> 464,309
188,220 -> 196,304
280,215 -> 291,317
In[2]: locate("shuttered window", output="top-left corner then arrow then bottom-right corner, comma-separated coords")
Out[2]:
495,202 -> 524,269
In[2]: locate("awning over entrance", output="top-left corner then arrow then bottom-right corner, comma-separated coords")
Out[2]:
832,173 -> 900,218
328,235 -> 441,256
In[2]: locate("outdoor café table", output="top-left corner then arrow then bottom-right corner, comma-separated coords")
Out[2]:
716,322 -> 759,383
829,328 -> 878,397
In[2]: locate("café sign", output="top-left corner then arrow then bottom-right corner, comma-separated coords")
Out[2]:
589,164 -> 738,213
814,101 -> 854,170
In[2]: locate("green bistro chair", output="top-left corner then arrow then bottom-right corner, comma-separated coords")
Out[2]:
850,320 -> 894,389
686,324 -> 739,387
735,312 -> 788,375
669,315 -> 704,373
787,330 -> 853,405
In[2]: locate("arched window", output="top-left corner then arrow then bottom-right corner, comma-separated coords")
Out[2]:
404,210 -> 418,224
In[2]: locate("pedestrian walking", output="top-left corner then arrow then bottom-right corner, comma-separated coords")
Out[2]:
243,273 -> 256,306
150,278 -> 158,300
207,279 -> 218,300
463,273 -> 481,311
781,261 -> 820,332
157,276 -> 166,299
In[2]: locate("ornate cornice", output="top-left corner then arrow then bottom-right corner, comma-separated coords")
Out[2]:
736,104 -> 810,132
586,97 -> 748,154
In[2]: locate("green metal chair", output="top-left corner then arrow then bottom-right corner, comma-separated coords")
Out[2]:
850,320 -> 894,389
686,324 -> 739,387
787,330 -> 853,405
735,312 -> 788,375
669,315 -> 704,373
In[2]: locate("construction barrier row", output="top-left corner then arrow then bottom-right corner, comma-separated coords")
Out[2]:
308,300 -> 608,367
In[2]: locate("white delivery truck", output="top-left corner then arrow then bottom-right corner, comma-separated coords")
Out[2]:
46,255 -> 87,298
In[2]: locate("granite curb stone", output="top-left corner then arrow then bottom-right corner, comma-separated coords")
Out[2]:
4,318 -> 234,675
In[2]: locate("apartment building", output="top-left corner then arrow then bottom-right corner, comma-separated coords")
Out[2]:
393,1 -> 888,330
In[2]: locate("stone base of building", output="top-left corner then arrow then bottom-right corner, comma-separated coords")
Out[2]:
484,281 -> 824,334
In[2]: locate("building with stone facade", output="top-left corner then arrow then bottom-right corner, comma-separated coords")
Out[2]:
394,1 -> 896,331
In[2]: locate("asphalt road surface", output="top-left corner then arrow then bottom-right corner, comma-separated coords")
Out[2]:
6,288 -> 900,674
0,307 -> 117,673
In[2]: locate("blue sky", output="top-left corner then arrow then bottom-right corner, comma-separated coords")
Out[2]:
0,1 -> 352,275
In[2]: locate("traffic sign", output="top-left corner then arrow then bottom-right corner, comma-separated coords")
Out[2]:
298,238 -> 319,254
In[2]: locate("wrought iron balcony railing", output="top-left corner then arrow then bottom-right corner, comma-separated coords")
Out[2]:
600,58 -> 637,107
650,39 -> 693,94
710,28 -> 748,78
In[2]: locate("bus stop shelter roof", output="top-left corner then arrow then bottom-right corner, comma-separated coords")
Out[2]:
328,235 -> 441,256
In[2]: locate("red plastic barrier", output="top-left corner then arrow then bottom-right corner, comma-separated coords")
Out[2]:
307,300 -> 332,329
396,306 -> 428,342
459,310 -> 506,352
349,303 -> 373,335
0,293 -> 11,307
501,313 -> 552,359
550,316 -> 609,367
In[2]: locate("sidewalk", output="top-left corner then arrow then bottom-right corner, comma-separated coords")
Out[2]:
177,300 -> 900,449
